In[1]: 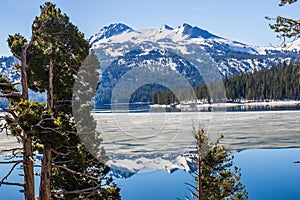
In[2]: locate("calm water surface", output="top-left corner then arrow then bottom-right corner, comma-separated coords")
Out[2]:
1,149 -> 299,200
115,148 -> 300,200
0,109 -> 300,199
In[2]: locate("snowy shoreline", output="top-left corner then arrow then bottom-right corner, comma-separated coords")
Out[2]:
150,100 -> 300,109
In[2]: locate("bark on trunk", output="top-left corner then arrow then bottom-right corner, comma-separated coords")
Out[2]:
21,49 -> 29,100
39,59 -> 54,200
39,144 -> 52,200
21,48 -> 35,200
198,158 -> 203,200
47,59 -> 53,111
23,136 -> 35,200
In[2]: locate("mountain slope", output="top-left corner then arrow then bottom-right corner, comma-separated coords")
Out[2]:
89,23 -> 136,45
95,48 -> 204,105
2,24 -> 300,106
0,56 -> 19,82
90,23 -> 300,77
90,23 -> 300,105
0,56 -> 46,104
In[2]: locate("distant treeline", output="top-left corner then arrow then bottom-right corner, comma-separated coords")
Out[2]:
224,62 -> 300,100
152,62 -> 300,104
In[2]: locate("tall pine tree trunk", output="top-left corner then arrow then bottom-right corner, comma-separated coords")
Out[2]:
39,143 -> 52,200
21,48 -> 35,200
39,59 -> 53,200
198,159 -> 203,200
23,136 -> 35,200
46,59 -> 54,111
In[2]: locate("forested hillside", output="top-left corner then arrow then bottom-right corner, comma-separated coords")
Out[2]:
152,62 -> 300,104
224,62 -> 300,100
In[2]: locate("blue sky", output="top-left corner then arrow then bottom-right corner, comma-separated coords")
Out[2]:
0,0 -> 299,56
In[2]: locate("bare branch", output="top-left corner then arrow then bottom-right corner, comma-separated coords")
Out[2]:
0,160 -> 22,164
0,148 -> 23,157
50,149 -> 71,156
66,131 -> 80,135
0,81 -> 21,87
52,185 -> 101,195
0,160 -> 22,186
54,160 -> 74,164
0,181 -> 24,187
50,31 -> 66,36
0,106 -> 18,120
53,165 -> 101,181
0,105 -> 17,112
0,92 -> 22,98
33,124 -> 61,134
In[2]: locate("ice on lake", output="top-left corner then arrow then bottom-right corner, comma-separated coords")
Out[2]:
92,110 -> 300,158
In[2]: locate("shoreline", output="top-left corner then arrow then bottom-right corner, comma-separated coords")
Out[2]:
150,100 -> 300,109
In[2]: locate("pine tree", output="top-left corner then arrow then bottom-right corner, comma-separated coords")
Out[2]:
2,29 -> 39,200
187,127 -> 248,200
1,2 -> 120,199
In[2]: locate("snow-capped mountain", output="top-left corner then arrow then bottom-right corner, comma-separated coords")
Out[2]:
90,23 -> 261,57
2,23 -> 300,106
90,23 -> 300,105
95,48 -> 204,105
0,56 -> 46,104
89,23 -> 136,45
90,23 -> 300,76
178,23 -> 220,39
0,56 -> 19,106
0,56 -> 19,82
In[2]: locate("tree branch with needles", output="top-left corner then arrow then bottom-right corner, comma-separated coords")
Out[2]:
53,165 -> 101,182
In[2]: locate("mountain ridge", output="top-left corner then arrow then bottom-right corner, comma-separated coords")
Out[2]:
89,23 -> 136,44
2,23 -> 300,106
89,23 -> 300,105
90,23 -> 300,76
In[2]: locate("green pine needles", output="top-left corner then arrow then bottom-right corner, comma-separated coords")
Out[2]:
186,127 -> 248,200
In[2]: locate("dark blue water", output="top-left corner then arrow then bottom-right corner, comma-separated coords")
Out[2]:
0,157 -> 40,199
0,149 -> 299,199
115,148 -> 300,200
234,148 -> 300,200
115,169 -> 193,200
0,158 -> 24,200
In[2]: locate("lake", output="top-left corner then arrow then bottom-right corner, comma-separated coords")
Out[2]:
1,148 -> 299,199
115,148 -> 300,200
0,109 -> 300,199
93,110 -> 300,156
91,109 -> 300,199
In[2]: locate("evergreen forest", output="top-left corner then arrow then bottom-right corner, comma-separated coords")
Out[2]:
151,62 -> 300,104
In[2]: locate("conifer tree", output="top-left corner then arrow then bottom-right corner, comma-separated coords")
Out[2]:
187,127 -> 248,200
1,25 -> 42,200
1,2 -> 120,199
